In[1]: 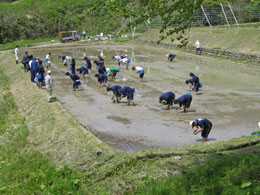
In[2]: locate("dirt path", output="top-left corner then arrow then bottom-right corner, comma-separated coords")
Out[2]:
29,43 -> 260,153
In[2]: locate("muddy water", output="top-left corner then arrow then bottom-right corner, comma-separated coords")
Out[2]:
30,44 -> 260,153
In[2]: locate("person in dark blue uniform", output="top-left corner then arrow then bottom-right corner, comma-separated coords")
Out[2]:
190,118 -> 212,142
37,60 -> 45,89
95,73 -> 108,87
120,86 -> 135,106
159,92 -> 175,110
70,58 -> 76,74
30,58 -> 39,82
186,72 -> 200,95
167,54 -> 176,61
77,67 -> 89,78
66,72 -> 81,91
94,60 -> 104,66
107,85 -> 121,103
174,93 -> 192,113
84,57 -> 92,71
98,56 -> 104,62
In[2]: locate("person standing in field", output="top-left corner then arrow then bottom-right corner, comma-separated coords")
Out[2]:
45,70 -> 53,103
22,51 -> 29,72
45,53 -> 52,69
37,60 -> 45,89
14,45 -> 20,64
195,40 -> 201,55
82,30 -> 86,39
84,57 -> 92,71
190,118 -> 212,142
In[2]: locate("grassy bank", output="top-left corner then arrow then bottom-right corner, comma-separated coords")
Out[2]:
0,38 -> 59,51
0,67 -> 88,193
0,49 -> 260,194
136,25 -> 260,56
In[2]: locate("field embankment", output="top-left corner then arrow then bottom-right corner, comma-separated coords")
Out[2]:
136,25 -> 260,62
0,48 -> 260,194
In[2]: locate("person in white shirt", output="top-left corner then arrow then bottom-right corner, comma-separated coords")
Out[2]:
195,40 -> 201,55
132,66 -> 145,82
120,58 -> 131,70
14,45 -> 20,64
45,53 -> 52,69
45,70 -> 53,103
62,56 -> 72,66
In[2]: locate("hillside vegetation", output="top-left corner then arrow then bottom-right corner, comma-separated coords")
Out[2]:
0,0 -> 120,44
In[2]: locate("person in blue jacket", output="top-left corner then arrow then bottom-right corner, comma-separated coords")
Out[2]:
107,85 -> 121,103
120,86 -> 135,106
95,73 -> 108,87
190,118 -> 213,142
159,92 -> 175,110
174,93 -> 192,113
30,58 -> 39,82
77,67 -> 89,78
37,60 -> 45,89
167,54 -> 176,61
84,57 -> 92,71
66,72 -> 81,91
186,72 -> 200,95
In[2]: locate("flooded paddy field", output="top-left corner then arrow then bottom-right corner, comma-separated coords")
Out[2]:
30,43 -> 260,153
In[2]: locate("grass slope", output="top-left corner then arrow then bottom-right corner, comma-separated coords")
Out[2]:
136,25 -> 260,56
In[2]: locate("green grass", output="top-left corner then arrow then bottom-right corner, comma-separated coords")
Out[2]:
0,68 -> 87,194
0,38 -> 58,51
137,153 -> 260,195
114,37 -> 129,42
136,26 -> 260,56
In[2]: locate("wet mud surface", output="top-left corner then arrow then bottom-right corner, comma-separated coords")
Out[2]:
29,44 -> 260,153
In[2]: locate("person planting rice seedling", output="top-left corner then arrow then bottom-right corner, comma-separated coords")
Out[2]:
107,85 -> 122,103
95,73 -> 108,87
62,56 -> 72,67
121,58 -> 131,69
120,86 -> 135,106
66,72 -> 81,91
112,55 -> 122,67
166,54 -> 176,61
98,55 -> 104,62
106,67 -> 120,79
159,92 -> 175,110
77,67 -> 88,78
186,72 -> 200,95
190,118 -> 212,142
174,93 -> 192,113
132,66 -> 145,82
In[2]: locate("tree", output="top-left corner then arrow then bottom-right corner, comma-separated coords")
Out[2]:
105,0 -> 204,46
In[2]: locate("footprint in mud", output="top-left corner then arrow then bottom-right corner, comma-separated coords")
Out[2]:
107,115 -> 131,125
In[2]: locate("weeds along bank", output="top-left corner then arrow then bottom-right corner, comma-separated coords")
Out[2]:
1,48 -> 260,194
0,51 -> 116,169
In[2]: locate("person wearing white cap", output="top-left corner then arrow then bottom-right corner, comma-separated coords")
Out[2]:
45,70 -> 53,102
190,118 -> 212,142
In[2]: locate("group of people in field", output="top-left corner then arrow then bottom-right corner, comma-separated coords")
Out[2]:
14,42 -> 212,142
